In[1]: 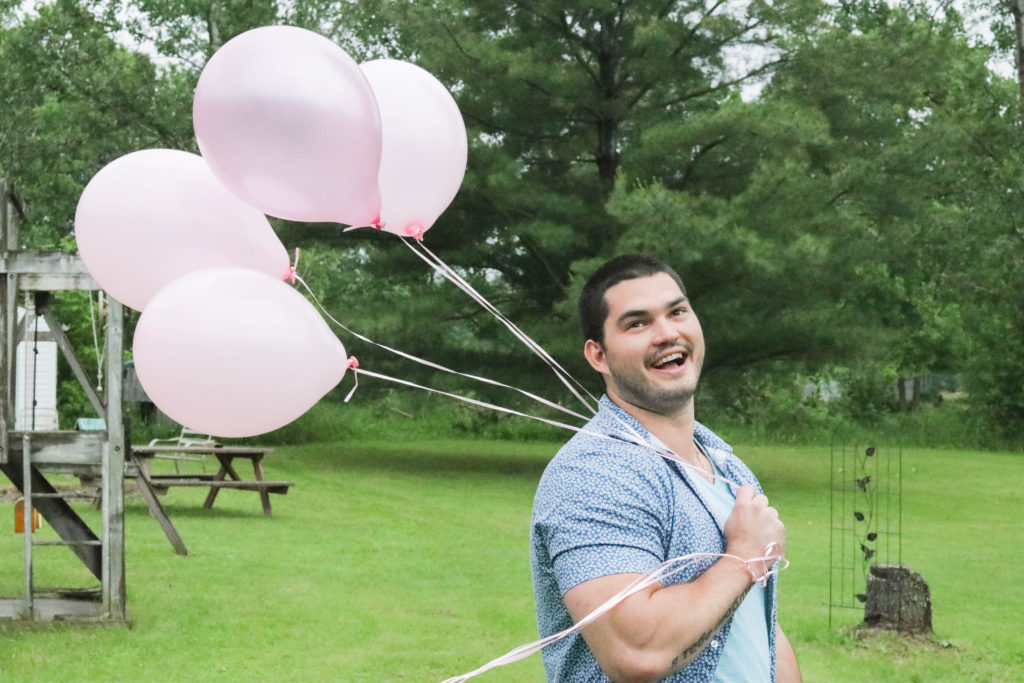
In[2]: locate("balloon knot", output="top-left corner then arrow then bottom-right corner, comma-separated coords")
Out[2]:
344,356 -> 360,403
372,215 -> 384,230
286,247 -> 300,284
404,222 -> 425,241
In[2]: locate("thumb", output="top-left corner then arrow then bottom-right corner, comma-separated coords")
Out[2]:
735,484 -> 757,503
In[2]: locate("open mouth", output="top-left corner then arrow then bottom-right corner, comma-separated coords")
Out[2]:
651,350 -> 688,370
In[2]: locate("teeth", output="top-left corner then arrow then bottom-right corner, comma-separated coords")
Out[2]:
653,352 -> 684,368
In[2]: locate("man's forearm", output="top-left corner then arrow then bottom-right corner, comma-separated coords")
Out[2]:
569,556 -> 756,682
666,581 -> 753,675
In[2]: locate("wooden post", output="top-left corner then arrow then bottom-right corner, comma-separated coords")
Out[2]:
0,177 -> 9,466
22,433 -> 33,616
1,177 -> 17,431
102,298 -> 126,619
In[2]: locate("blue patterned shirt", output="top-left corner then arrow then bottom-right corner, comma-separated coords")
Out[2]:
530,396 -> 778,682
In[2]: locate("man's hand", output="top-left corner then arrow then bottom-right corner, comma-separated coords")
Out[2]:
723,485 -> 786,563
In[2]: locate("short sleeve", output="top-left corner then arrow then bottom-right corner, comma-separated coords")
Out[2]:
534,452 -> 671,595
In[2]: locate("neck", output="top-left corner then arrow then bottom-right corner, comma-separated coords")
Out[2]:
606,391 -> 697,458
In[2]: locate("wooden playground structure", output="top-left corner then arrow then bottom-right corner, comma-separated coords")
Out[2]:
0,179 -> 128,621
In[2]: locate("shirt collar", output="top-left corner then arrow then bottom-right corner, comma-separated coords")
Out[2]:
596,394 -> 735,468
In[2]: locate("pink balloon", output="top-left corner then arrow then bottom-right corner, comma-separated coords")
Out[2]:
360,59 -> 467,239
75,149 -> 291,311
133,268 -> 349,437
194,26 -> 383,226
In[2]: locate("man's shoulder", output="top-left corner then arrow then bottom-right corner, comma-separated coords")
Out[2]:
533,422 -> 677,521
546,413 -> 669,476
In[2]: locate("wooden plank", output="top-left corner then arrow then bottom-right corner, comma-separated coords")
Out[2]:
0,250 -> 92,275
38,303 -> 105,420
0,178 -> 11,461
17,273 -> 100,291
102,299 -> 126,619
0,415 -> 7,468
131,445 -> 273,456
0,250 -> 101,291
146,473 -> 216,481
0,597 -> 105,622
128,450 -> 188,556
148,480 -> 292,493
7,430 -> 105,465
3,272 -> 16,427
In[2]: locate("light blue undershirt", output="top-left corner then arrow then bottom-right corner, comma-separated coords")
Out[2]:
692,444 -> 771,682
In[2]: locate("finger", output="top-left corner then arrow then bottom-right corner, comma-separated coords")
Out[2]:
735,484 -> 757,502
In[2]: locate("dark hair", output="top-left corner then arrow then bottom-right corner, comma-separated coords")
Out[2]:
578,254 -> 687,343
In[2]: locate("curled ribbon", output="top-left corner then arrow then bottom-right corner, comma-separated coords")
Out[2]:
729,541 -> 788,588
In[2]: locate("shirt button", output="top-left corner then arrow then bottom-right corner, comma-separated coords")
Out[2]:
710,639 -> 719,648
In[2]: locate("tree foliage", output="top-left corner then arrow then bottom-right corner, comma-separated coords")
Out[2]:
3,0 -> 1024,438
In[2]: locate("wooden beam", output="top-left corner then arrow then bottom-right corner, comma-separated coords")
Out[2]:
0,280 -> 9,464
37,302 -> 106,420
126,453 -> 188,556
0,179 -> 9,464
0,250 -> 93,275
102,299 -> 126,618
1,177 -> 15,251
6,430 -> 105,466
3,272 -> 16,427
0,251 -> 100,292
16,273 -> 100,291
0,181 -> 15,433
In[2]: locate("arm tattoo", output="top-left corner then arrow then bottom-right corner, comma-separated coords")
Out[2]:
668,587 -> 751,674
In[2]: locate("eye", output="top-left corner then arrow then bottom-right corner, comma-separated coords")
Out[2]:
671,306 -> 688,317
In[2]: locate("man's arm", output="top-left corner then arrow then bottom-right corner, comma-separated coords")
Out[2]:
775,625 -> 802,683
562,485 -> 785,683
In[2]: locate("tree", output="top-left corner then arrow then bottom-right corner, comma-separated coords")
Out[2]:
0,0 -> 195,247
288,0 -> 831,400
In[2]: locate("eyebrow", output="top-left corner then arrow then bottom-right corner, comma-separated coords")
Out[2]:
615,296 -> 689,327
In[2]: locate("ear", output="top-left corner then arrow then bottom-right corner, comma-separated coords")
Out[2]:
584,339 -> 608,375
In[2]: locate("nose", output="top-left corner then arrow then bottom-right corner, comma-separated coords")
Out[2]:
650,315 -> 680,345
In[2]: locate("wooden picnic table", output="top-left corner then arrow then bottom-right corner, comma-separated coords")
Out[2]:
129,445 -> 293,517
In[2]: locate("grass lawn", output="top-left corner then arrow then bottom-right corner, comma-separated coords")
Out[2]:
0,436 -> 1021,681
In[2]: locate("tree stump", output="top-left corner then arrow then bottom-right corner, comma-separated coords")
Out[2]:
863,563 -> 932,634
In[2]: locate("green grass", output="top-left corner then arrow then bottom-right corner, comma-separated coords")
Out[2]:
1,438 -> 1021,681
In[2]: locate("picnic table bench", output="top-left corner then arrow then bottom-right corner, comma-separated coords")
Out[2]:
129,445 -> 293,517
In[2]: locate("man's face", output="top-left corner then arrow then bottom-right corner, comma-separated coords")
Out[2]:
584,272 -> 705,417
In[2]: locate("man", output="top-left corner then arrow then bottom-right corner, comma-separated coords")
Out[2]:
530,255 -> 801,682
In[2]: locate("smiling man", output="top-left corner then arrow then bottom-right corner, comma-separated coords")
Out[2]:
530,255 -> 801,682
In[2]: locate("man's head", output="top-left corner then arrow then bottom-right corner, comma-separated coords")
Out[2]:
579,255 -> 687,343
579,255 -> 704,417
